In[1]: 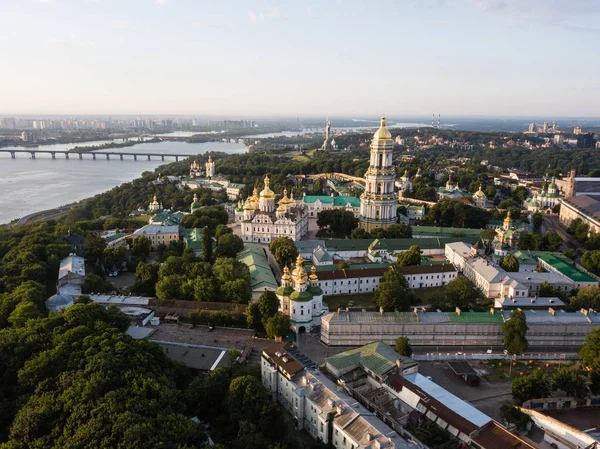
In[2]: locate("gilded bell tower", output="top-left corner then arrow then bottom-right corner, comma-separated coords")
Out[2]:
359,115 -> 397,231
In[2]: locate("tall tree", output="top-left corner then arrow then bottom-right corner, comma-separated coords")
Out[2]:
395,336 -> 413,357
499,254 -> 520,272
202,227 -> 213,263
268,237 -> 298,268
374,269 -> 413,312
258,291 -> 279,323
502,309 -> 528,354
396,245 -> 421,267
265,313 -> 290,339
444,276 -> 481,309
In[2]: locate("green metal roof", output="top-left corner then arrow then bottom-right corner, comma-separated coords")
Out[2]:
182,228 -> 203,251
237,243 -> 278,291
411,225 -> 484,238
447,312 -> 504,323
315,262 -> 392,272
326,341 -> 417,376
276,286 -> 294,296
303,195 -> 360,207
289,290 -> 313,302
324,236 -> 480,253
537,253 -> 597,283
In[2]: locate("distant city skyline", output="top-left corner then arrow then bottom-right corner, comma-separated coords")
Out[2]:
1,0 -> 599,117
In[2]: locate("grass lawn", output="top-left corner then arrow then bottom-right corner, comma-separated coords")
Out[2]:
412,286 -> 446,305
292,155 -> 310,162
324,293 -> 377,311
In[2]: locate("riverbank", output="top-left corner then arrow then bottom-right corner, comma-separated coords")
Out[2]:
0,139 -> 248,225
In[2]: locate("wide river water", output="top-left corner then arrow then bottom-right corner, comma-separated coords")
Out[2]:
0,140 -> 246,224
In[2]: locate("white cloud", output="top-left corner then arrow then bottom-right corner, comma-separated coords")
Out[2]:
248,5 -> 289,23
46,33 -> 93,49
155,0 -> 166,5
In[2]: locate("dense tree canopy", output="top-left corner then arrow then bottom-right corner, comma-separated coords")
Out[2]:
269,237 -> 299,269
512,370 -> 552,403
396,245 -> 421,267
316,209 -> 358,237
499,254 -> 520,272
374,269 -> 414,312
423,200 -> 490,229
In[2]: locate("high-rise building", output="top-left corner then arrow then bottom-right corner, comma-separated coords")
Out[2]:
574,126 -> 583,135
528,123 -> 536,133
542,122 -> 549,133
358,115 -> 397,231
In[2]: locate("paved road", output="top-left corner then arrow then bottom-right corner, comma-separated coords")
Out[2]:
263,244 -> 283,280
542,214 -> 575,251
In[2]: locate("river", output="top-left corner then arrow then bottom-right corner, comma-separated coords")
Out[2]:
0,140 -> 246,224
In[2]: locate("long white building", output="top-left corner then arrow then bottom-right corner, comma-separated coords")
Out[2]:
445,242 -> 596,298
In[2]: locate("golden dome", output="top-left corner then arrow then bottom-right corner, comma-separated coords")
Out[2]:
373,115 -> 392,140
260,175 -> 275,199
250,187 -> 259,206
309,265 -> 318,282
281,266 -> 291,282
473,185 -> 485,197
244,198 -> 254,211
292,254 -> 307,280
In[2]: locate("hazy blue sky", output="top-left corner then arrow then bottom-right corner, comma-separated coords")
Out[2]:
1,0 -> 599,117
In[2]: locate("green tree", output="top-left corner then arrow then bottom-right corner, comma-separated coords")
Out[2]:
221,279 -> 251,304
532,212 -> 543,233
202,227 -> 213,263
395,336 -> 413,357
269,237 -> 299,268
553,367 -> 589,399
265,312 -> 290,339
374,269 -> 413,312
246,301 -> 263,333
193,277 -> 216,302
215,224 -> 233,239
258,291 -> 279,322
386,223 -> 412,238
571,286 -> 600,311
500,405 -> 531,431
582,250 -> 600,275
213,258 -> 251,284
579,327 -> 600,393
396,245 -> 421,267
156,275 -> 183,300
499,254 -> 520,272
316,209 -> 358,236
512,370 -> 552,403
8,301 -> 42,327
131,235 -> 152,261
215,233 -> 244,258
82,273 -> 112,294
83,232 -> 107,264
132,261 -> 160,296
444,276 -> 481,309
502,309 -> 528,354
351,227 -> 371,240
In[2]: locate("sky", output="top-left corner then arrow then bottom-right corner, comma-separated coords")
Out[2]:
1,0 -> 599,117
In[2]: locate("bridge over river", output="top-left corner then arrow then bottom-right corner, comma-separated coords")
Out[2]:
0,149 -> 193,161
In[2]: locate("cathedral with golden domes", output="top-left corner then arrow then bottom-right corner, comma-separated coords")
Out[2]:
358,115 -> 398,231
237,175 -> 309,243
276,254 -> 327,332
